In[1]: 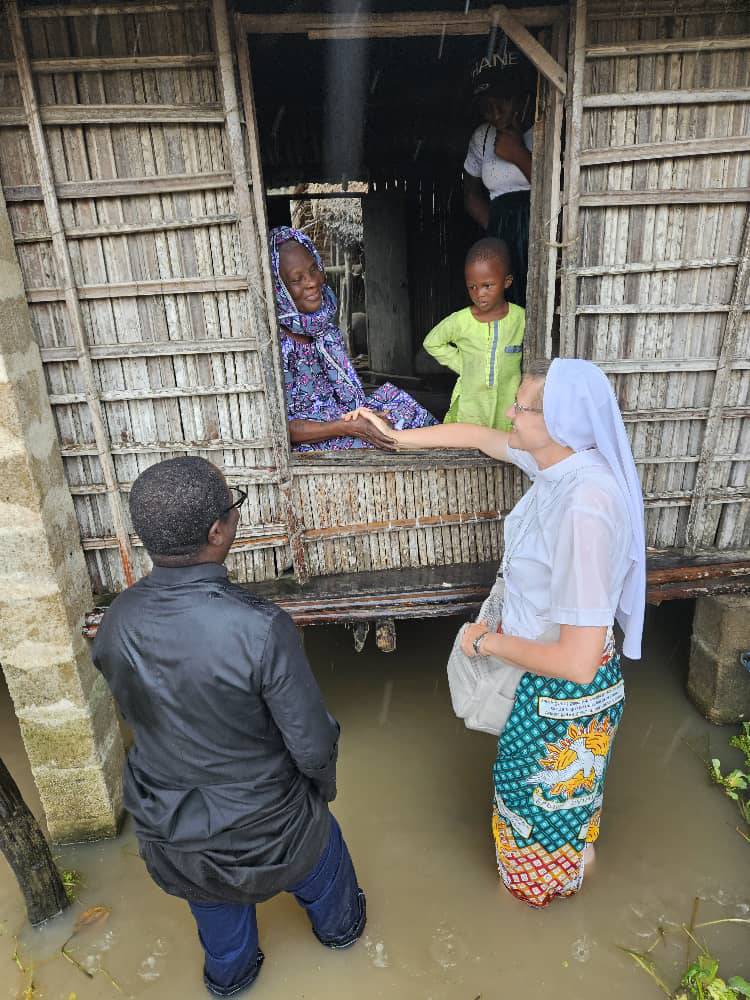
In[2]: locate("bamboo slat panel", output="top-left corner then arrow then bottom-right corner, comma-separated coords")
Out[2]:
0,1 -> 292,593
290,455 -> 524,578
566,1 -> 750,553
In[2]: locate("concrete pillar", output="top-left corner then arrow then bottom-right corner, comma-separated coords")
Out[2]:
0,190 -> 124,842
687,594 -> 750,724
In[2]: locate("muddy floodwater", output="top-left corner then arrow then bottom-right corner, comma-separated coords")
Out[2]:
2,601 -> 749,999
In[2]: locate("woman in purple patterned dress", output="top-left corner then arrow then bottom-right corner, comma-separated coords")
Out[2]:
270,227 -> 437,452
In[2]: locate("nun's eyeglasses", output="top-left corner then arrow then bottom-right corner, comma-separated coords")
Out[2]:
512,400 -> 543,415
222,487 -> 247,516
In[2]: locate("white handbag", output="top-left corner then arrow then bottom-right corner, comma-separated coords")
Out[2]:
447,576 -> 559,737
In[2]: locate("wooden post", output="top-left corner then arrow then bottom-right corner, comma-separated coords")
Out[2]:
490,5 -> 567,94
525,15 -> 567,361
5,0 -> 135,587
542,16 -> 567,358
0,758 -> 69,927
559,0 -> 586,358
362,193 -> 414,376
685,206 -> 750,552
339,248 -> 353,356
230,5 -> 310,582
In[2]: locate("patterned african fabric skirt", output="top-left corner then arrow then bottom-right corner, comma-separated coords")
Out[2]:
491,632 -> 624,908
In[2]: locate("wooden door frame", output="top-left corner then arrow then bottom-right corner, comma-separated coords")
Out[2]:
234,5 -> 569,583
235,4 -> 568,354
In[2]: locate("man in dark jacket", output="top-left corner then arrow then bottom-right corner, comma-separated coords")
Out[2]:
92,457 -> 365,997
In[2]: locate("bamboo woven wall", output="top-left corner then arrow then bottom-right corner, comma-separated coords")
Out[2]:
2,0 -> 749,597
562,0 -> 750,555
0,0 -> 295,593
289,451 -> 525,578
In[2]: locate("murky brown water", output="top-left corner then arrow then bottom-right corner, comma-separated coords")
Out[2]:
2,601 -> 749,999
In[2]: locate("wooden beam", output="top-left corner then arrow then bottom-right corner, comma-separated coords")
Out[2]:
0,103 -> 225,126
5,0 -> 135,587
81,555 -> 750,636
302,510 -> 503,543
27,276 -> 249,302
597,358 -> 747,374
40,338 -> 259,363
81,524 -> 289,553
580,135 -> 750,166
575,255 -> 740,277
577,303 -> 747,315
586,35 -> 750,58
13,213 -> 239,243
559,0 -> 586,358
308,25 -> 481,39
60,437 -> 274,457
0,54 -> 216,74
583,88 -> 750,108
48,383 -> 265,406
239,7 -> 561,35
69,469 -> 282,493
588,2 -> 747,21
633,453 -> 750,465
22,2 -> 209,17
3,172 -> 233,202
491,5 -> 566,95
685,207 -> 750,552
580,188 -> 750,207
621,406 -> 750,423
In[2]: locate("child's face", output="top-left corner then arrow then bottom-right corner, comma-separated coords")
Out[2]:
465,257 -> 513,314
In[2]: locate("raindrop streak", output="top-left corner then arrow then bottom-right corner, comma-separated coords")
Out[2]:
370,68 -> 381,96
464,0 -> 471,14
271,106 -> 286,140
437,25 -> 446,61
378,679 -> 394,726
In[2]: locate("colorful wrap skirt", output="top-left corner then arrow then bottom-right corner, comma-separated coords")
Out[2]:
491,632 -> 625,907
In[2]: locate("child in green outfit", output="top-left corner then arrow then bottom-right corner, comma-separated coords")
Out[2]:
423,238 -> 524,432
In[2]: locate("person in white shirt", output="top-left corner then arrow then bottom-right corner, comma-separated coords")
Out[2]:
343,358 -> 646,908
464,52 -> 535,306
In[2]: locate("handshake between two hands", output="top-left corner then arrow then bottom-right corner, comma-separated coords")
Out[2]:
342,407 -> 400,451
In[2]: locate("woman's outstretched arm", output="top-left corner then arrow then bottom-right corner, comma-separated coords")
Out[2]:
343,408 -> 511,461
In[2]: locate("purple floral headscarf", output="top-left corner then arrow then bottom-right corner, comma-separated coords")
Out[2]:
269,226 -> 339,340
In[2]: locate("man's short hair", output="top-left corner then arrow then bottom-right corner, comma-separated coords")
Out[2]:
465,237 -> 513,274
129,457 -> 231,558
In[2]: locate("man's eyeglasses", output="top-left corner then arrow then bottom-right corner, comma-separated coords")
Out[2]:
512,400 -> 543,415
221,487 -> 247,517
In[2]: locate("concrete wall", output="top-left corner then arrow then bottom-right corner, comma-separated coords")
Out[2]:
0,189 -> 124,842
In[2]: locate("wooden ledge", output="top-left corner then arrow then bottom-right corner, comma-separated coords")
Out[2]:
81,557 -> 750,637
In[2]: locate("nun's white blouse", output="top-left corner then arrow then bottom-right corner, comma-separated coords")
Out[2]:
501,447 -> 632,643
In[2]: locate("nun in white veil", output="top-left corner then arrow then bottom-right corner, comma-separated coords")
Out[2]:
344,358 -> 645,907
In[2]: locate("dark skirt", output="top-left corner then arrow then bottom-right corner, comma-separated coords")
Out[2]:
488,189 -> 530,308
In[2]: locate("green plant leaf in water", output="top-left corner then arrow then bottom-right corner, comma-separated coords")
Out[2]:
683,953 -> 720,986
729,723 -> 750,769
729,977 -> 750,998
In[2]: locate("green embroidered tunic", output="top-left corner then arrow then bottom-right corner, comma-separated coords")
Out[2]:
423,304 -> 525,431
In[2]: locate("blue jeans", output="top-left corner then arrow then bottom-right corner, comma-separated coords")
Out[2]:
189,817 -> 365,997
